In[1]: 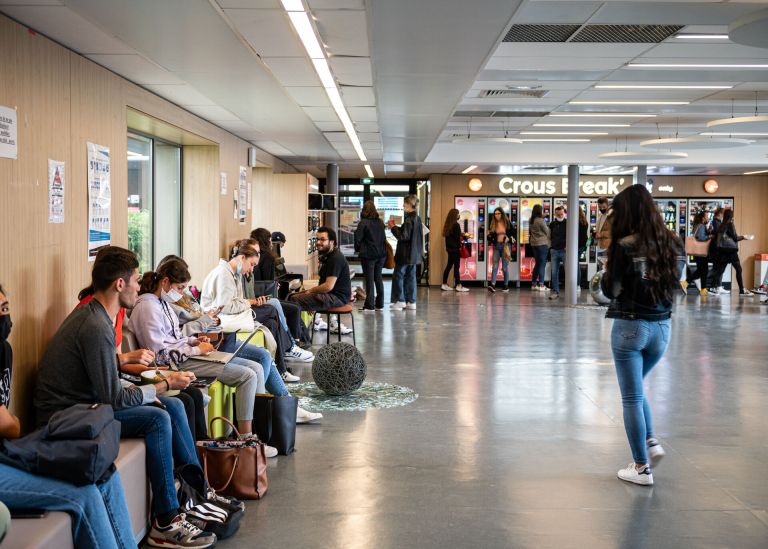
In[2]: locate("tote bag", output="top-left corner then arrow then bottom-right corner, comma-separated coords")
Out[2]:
218,308 -> 255,333
685,236 -> 710,257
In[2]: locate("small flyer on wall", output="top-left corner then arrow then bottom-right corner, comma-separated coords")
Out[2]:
0,105 -> 18,159
87,142 -> 111,261
220,172 -> 227,195
48,159 -> 65,223
233,189 -> 238,220
238,166 -> 247,224
247,183 -> 252,210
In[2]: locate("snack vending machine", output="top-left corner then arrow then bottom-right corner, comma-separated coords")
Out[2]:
485,197 -> 519,283
687,198 -> 735,286
653,199 -> 688,240
518,198 -> 552,282
455,196 -> 487,282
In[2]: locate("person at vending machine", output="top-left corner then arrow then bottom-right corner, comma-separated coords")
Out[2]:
528,204 -> 550,291
683,211 -> 712,296
710,210 -> 753,296
548,206 -> 567,299
595,197 -> 612,269
354,201 -> 388,310
388,194 -> 424,310
441,208 -> 469,292
577,207 -> 589,289
486,207 -> 515,293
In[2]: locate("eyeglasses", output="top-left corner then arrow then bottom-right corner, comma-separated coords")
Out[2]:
316,238 -> 329,242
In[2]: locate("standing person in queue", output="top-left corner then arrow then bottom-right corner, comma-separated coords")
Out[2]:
706,207 -> 724,293
441,208 -> 469,292
389,194 -> 424,310
528,204 -> 550,291
710,209 -> 753,296
577,206 -> 589,289
487,207 -> 515,293
601,185 -> 686,486
354,201 -> 387,312
595,197 -> 612,270
548,206 -> 567,300
683,211 -> 713,296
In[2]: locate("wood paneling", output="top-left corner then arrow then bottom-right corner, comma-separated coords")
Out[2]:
183,146 -> 219,284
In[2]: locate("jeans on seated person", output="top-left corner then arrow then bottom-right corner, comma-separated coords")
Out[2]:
113,397 -> 198,518
391,264 -> 416,303
0,463 -> 136,548
221,340 -> 288,397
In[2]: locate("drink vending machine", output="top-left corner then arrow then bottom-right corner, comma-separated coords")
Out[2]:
486,197 -> 519,283
653,199 -> 687,240
518,198 -> 552,282
687,198 -> 734,287
455,196 -> 484,281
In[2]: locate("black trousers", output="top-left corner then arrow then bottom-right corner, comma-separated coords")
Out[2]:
443,251 -> 460,286
686,256 -> 709,289
173,387 -> 207,440
361,257 -> 385,309
712,252 -> 745,292
252,305 -> 292,374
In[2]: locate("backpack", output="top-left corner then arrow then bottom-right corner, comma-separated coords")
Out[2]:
175,463 -> 244,540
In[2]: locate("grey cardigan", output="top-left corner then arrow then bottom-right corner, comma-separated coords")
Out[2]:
529,217 -> 551,247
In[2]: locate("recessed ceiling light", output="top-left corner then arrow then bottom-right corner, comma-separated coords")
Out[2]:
364,164 -> 374,178
701,132 -> 768,137
744,169 -> 768,175
549,113 -> 656,118
461,165 -> 478,174
534,123 -> 631,127
594,85 -> 732,90
675,34 -> 729,40
281,0 -> 304,11
520,131 -> 608,136
520,139 -> 591,143
569,101 -> 689,105
627,63 -> 768,69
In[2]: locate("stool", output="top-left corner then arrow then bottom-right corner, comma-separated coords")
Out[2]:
311,304 -> 356,346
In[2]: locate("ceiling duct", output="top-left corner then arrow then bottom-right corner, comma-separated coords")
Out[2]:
503,24 -> 580,42
452,111 -> 549,118
503,24 -> 683,44
481,89 -> 550,99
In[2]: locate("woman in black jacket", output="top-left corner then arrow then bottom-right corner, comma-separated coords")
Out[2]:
601,185 -> 686,487
354,201 -> 387,311
710,209 -> 752,296
441,208 -> 468,292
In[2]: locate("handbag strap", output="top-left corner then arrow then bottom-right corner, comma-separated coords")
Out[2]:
208,416 -> 241,439
201,450 -> 240,493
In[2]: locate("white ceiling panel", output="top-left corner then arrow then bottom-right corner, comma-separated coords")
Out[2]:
185,105 -> 241,121
323,132 -> 349,143
216,120 -> 262,133
358,132 -> 381,143
340,86 -> 376,106
315,10 -> 369,56
308,0 -> 365,9
262,57 -> 319,86
0,5 -> 134,54
592,2 -> 762,25
226,8 -> 306,58
347,106 -> 378,122
471,80 -> 593,92
253,140 -> 297,157
512,1 -> 602,24
285,86 -> 331,107
86,54 -> 186,85
315,121 -> 345,131
486,56 -> 629,71
365,150 -> 384,160
0,0 -> 65,5
302,106 -> 339,121
355,121 -> 380,132
493,43 -> 651,58
215,0 -> 281,8
643,43 -> 768,60
143,84 -> 217,106
328,56 -> 373,86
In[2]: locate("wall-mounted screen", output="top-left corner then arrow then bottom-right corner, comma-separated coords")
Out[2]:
308,192 -> 323,210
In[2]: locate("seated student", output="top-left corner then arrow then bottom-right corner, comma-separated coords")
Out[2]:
289,227 -> 352,312
33,247 -> 216,548
201,241 -> 322,424
0,285 -> 137,549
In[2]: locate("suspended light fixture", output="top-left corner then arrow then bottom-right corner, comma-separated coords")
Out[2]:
599,151 -> 688,160
640,136 -> 752,149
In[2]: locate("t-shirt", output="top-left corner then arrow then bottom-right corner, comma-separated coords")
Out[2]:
319,248 -> 351,303
0,341 -> 11,408
78,295 -> 124,351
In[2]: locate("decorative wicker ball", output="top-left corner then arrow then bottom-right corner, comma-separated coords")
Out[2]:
590,270 -> 612,306
311,342 -> 367,396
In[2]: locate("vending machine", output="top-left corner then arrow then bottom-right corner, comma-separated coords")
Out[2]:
687,198 -> 735,287
518,198 -> 552,282
485,197 -> 519,283
550,198 -> 599,286
455,196 -> 487,282
653,199 -> 688,240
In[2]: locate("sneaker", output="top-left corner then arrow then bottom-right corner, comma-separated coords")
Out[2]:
487,285 -> 496,293
699,288 -> 708,296
206,489 -> 245,513
617,462 -> 654,486
739,289 -> 753,296
284,345 -> 314,363
647,438 -> 665,467
549,292 -> 559,300
761,296 -> 768,304
330,322 -> 353,335
281,370 -> 300,383
542,286 -> 551,292
501,285 -> 510,293
390,301 -> 406,310
297,406 -> 322,424
455,284 -> 469,293
360,307 -> 375,313
441,284 -> 454,291
681,280 -> 689,292
405,303 -> 417,310
375,305 -> 385,311
148,514 -> 217,548
313,316 -> 328,331
264,444 -> 278,458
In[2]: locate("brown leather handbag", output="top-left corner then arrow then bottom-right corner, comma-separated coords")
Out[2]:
384,240 -> 395,269
196,417 -> 268,500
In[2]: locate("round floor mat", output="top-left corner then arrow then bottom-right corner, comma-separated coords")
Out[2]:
287,381 -> 419,412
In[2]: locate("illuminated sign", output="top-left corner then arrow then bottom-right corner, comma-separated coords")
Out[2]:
657,185 -> 674,192
704,179 -> 719,194
467,178 -> 483,192
498,177 -> 625,196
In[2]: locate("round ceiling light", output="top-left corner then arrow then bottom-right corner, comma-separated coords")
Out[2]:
703,179 -> 719,194
729,7 -> 768,48
640,136 -> 752,150
599,151 -> 689,160
706,115 -> 768,133
467,178 -> 483,192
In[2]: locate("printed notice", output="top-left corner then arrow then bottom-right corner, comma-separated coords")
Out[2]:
87,142 -> 111,260
247,183 -> 252,210
220,172 -> 227,195
0,105 -> 18,159
48,159 -> 65,223
238,166 -> 247,224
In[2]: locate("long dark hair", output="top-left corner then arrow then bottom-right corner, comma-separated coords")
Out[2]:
139,258 -> 191,295
490,207 -> 510,232
607,185 -> 681,303
717,209 -> 734,234
250,228 -> 274,259
361,200 -> 379,220
692,211 -> 706,227
579,207 -> 587,226
529,204 -> 543,224
442,208 -> 459,237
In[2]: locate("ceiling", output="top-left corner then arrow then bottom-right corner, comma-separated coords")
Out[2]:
2,0 -> 768,178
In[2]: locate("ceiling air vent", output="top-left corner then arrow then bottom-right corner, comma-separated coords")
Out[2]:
492,111 -> 549,118
571,24 -> 684,43
452,111 -> 495,118
481,89 -> 549,99
503,24 -> 580,42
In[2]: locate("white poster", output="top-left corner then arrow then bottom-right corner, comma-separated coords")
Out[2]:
238,166 -> 247,224
247,183 -> 252,210
233,190 -> 238,219
48,159 -> 65,224
87,142 -> 111,260
0,105 -> 18,159
220,172 -> 227,195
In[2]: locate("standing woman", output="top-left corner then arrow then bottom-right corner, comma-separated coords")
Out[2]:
711,209 -> 752,296
354,201 -> 387,311
487,208 -> 515,293
601,185 -> 686,486
684,211 -> 712,296
528,204 -> 550,290
577,207 -> 589,287
441,209 -> 468,292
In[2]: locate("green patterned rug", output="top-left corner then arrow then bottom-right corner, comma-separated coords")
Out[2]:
287,381 -> 418,412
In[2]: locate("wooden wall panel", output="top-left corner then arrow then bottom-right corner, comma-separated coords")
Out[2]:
183,146 -> 219,284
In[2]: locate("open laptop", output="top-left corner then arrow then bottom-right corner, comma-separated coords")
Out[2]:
194,330 -> 259,364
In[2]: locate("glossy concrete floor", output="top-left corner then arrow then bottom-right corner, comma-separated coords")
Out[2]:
223,285 -> 768,549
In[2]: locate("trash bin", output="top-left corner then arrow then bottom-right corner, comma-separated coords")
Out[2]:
755,254 -> 768,288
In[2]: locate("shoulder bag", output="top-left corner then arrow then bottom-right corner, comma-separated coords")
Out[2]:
218,308 -> 255,333
384,240 -> 395,269
716,231 -> 738,251
685,236 -> 711,257
253,395 -> 298,456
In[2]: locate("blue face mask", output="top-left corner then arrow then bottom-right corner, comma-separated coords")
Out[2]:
236,261 -> 243,275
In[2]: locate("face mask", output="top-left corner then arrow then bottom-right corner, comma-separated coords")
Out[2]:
236,260 -> 244,275
556,215 -> 565,221
161,288 -> 183,304
0,315 -> 11,342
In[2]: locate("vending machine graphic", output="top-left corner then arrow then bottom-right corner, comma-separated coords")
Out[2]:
455,196 -> 482,281
518,198 -> 551,282
486,197 -> 519,282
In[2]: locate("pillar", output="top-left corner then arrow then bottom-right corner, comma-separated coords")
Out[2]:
565,164 -> 580,306
326,163 -> 339,233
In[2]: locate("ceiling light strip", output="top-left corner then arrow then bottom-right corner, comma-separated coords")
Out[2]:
569,101 -> 689,105
520,139 -> 591,142
520,131 -> 608,135
675,34 -> 729,40
461,165 -> 478,174
594,85 -> 732,90
533,123 -> 630,128
364,164 -> 374,178
548,113 -> 656,118
744,169 -> 768,175
627,63 -> 768,69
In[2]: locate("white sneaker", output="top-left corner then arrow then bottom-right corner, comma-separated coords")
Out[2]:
313,315 -> 328,331
647,438 -> 665,467
284,345 -> 314,363
148,514 -> 217,548
281,370 -> 300,383
739,289 -> 754,297
390,301 -> 406,310
441,284 -> 454,291
405,303 -> 417,310
265,444 -> 278,458
330,322 -> 352,335
617,462 -> 654,486
455,284 -> 469,293
296,406 -> 322,424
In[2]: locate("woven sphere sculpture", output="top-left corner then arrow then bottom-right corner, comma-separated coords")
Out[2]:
311,342 -> 367,396
590,270 -> 612,306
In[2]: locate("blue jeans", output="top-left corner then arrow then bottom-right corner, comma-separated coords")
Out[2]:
577,246 -> 586,286
550,248 -> 566,293
114,398 -> 199,517
0,464 -> 136,548
532,245 -> 549,286
491,243 -> 509,286
611,318 -> 671,465
266,298 -> 293,344
223,341 -> 289,397
392,264 -> 417,303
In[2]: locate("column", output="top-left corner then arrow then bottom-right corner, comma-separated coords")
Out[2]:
326,163 -> 339,233
565,164 -> 580,306
634,165 -> 647,186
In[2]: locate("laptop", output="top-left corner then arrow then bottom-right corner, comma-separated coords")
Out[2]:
194,330 -> 259,364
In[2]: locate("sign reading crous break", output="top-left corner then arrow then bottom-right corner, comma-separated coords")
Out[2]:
498,176 -> 628,196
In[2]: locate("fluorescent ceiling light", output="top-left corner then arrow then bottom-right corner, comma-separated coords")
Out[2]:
461,165 -> 478,174
312,58 -> 336,89
701,132 -> 768,137
627,63 -> 768,69
287,11 -> 324,59
364,164 -> 374,178
676,34 -> 729,39
569,101 -> 689,105
744,169 -> 768,175
520,139 -> 591,142
281,0 -> 304,11
549,113 -> 656,118
520,131 -> 608,136
595,85 -> 732,90
534,123 -> 630,127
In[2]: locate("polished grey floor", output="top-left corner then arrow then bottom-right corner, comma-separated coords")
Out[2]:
224,286 -> 768,549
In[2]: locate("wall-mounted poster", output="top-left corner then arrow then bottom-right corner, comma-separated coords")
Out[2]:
0,105 -> 17,159
220,172 -> 227,195
48,159 -> 65,224
247,183 -> 252,210
238,166 -> 247,224
87,142 -> 111,260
